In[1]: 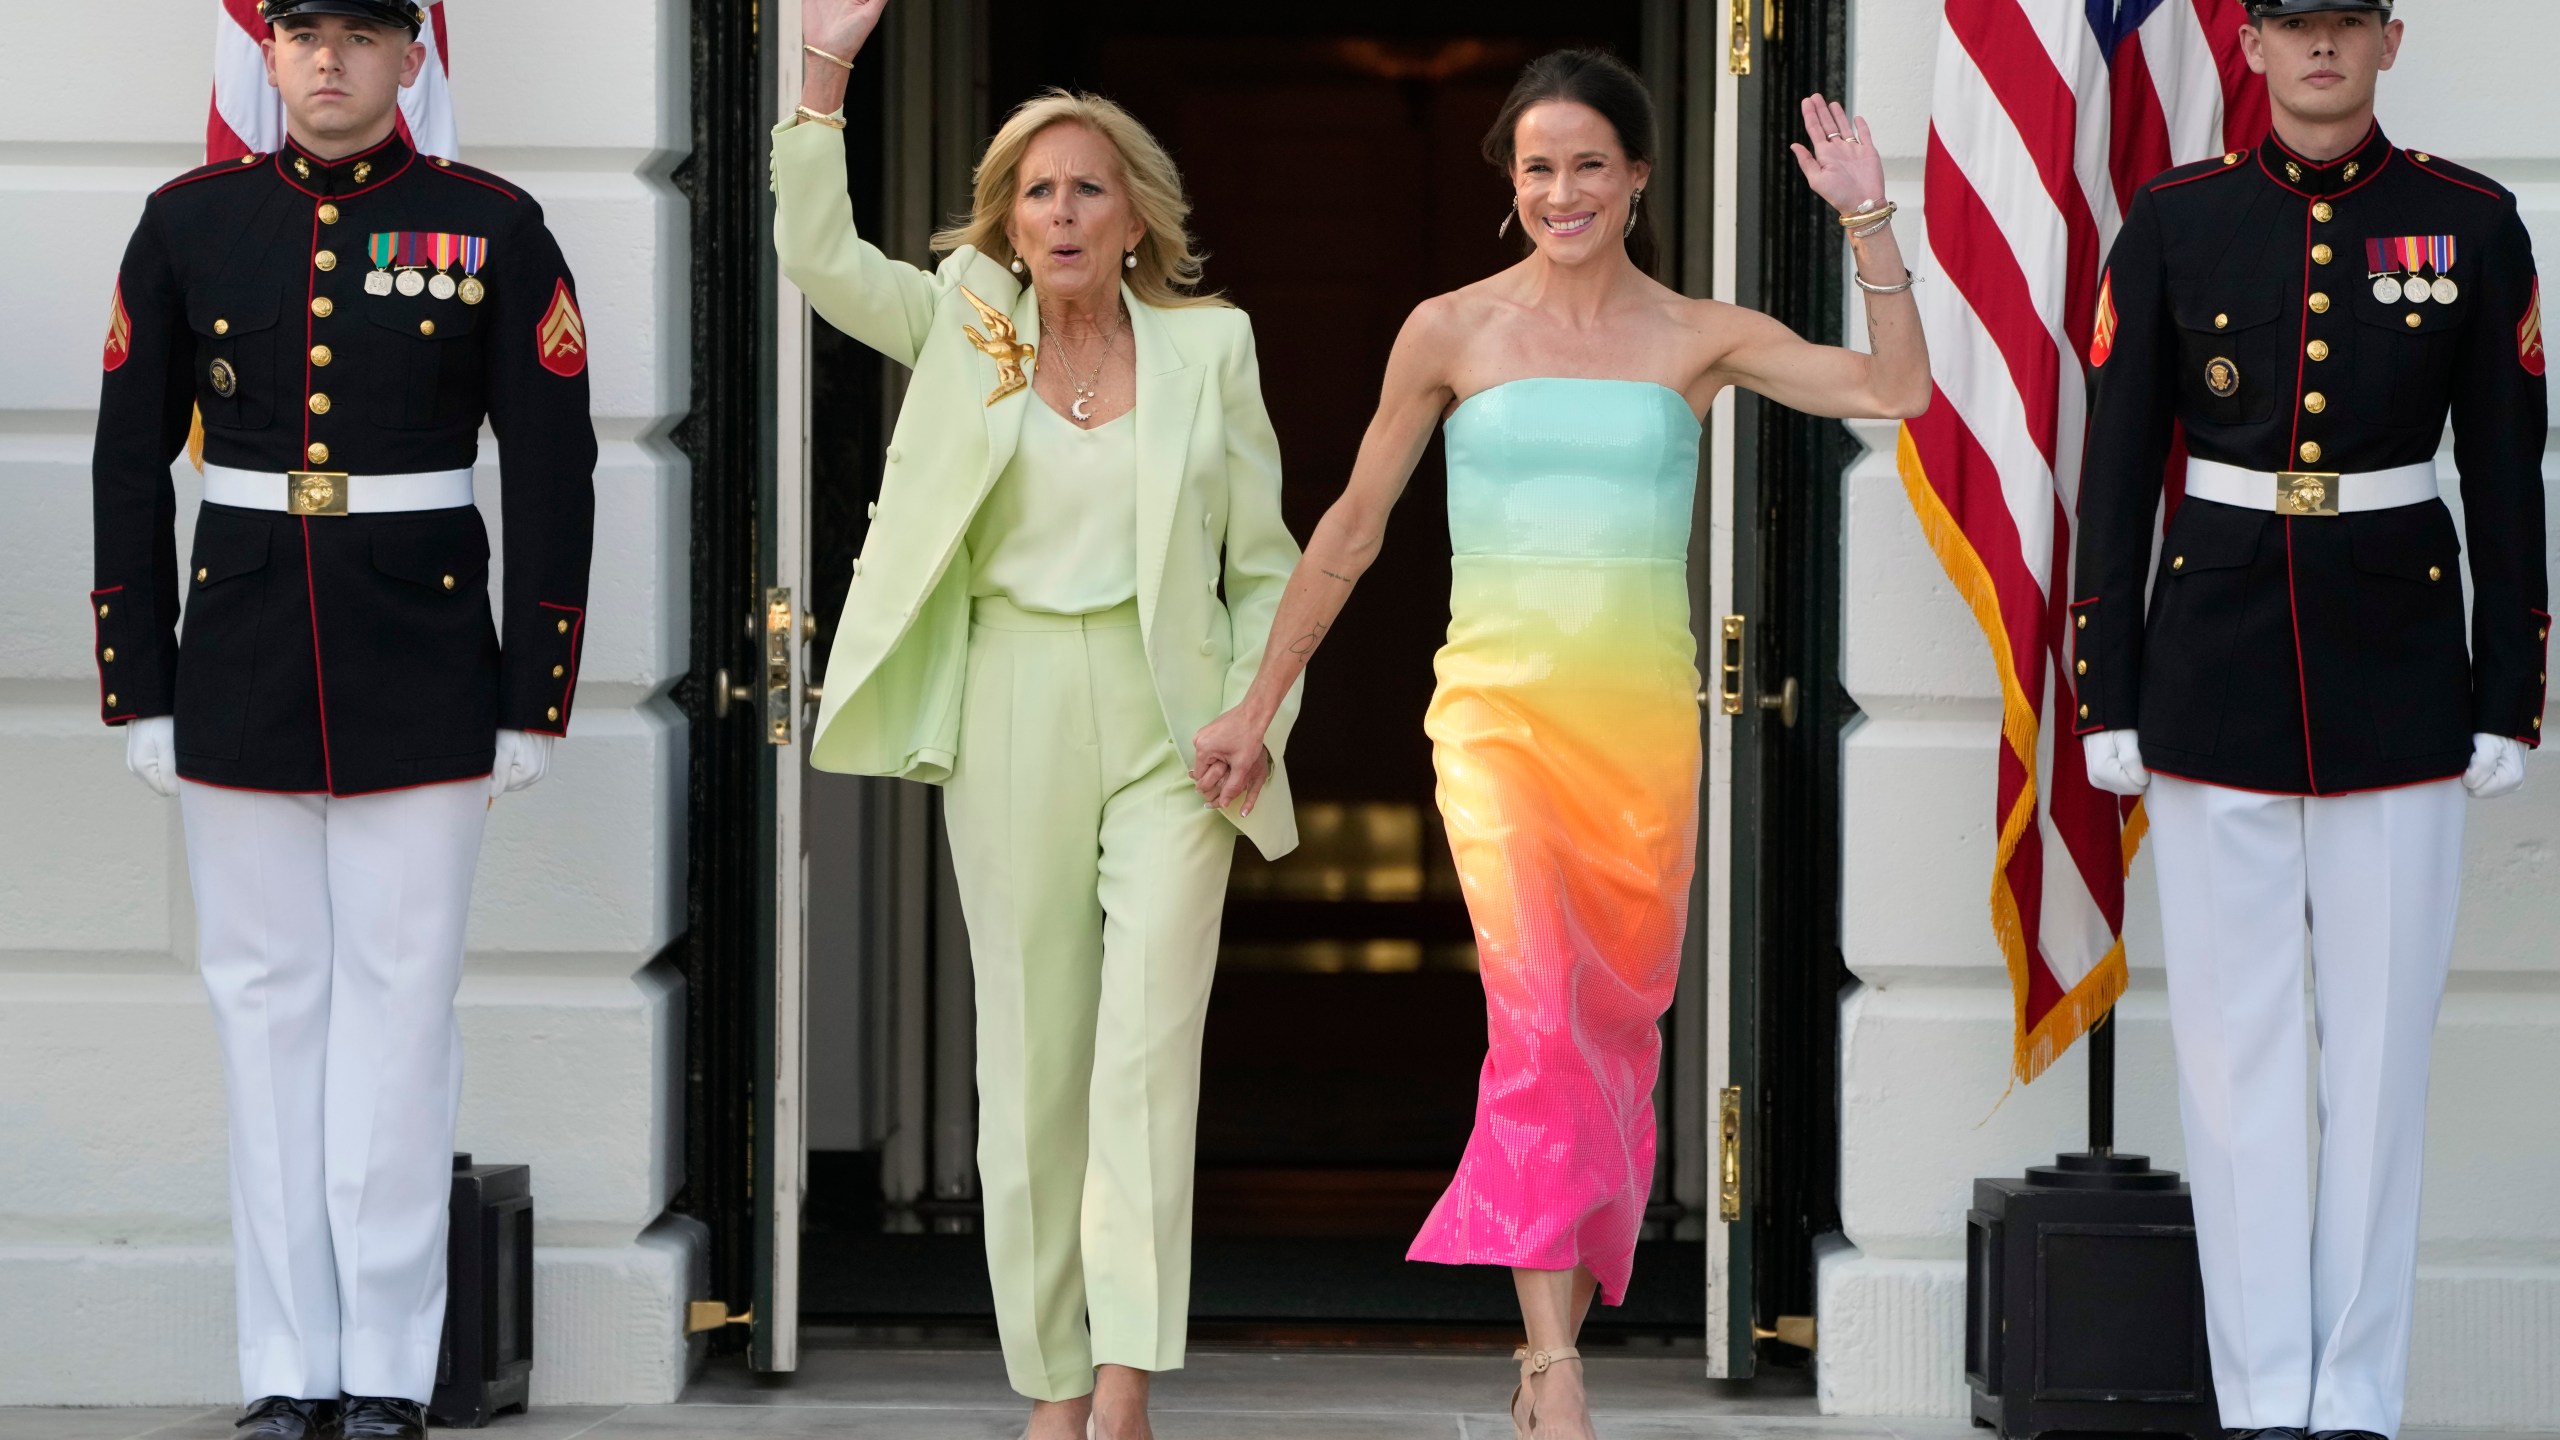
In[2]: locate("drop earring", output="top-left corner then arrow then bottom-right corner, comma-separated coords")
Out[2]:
1010,256 -> 1025,274
1624,189 -> 1643,239
1124,251 -> 1137,270
1498,202 -> 1516,239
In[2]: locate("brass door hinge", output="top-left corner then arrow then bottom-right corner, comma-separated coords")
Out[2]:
1718,1083 -> 1742,1222
686,1299 -> 755,1334
1754,1314 -> 1817,1350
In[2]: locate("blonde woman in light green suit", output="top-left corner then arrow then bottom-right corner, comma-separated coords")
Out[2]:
778,4 -> 1301,1436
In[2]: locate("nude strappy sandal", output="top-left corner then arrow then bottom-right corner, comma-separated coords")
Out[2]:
1509,1344 -> 1581,1438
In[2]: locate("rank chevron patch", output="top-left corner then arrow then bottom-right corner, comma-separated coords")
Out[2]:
2523,279 -> 2545,378
538,278 -> 587,378
102,279 -> 131,372
2090,270 -> 2118,369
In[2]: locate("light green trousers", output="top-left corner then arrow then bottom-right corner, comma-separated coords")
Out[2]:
943,596 -> 1237,1401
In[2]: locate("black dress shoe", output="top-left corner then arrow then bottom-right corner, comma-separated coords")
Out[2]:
235,1397 -> 337,1440
336,1398 -> 426,1440
2228,1431 -> 2310,1440
2311,1433 -> 2389,1440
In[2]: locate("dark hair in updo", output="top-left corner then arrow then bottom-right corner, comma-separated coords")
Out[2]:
1482,49 -> 1661,275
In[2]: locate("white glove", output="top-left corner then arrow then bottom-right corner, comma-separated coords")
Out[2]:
489,729 -> 555,798
2463,732 -> 2527,800
124,715 -> 178,798
2082,728 -> 2151,797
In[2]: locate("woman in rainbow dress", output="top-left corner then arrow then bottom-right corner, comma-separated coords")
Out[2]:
1190,49 -> 1929,1440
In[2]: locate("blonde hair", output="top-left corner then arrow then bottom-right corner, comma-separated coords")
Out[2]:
932,89 -> 1227,310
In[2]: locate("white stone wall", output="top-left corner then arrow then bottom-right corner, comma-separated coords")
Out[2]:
0,0 -> 702,1405
1823,3 -> 2560,1428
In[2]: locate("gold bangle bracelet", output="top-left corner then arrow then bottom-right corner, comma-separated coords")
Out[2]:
793,105 -> 847,131
803,43 -> 855,71
1838,201 -> 1897,230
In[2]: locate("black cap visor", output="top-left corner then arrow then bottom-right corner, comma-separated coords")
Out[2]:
2248,0 -> 2393,17
262,0 -> 426,34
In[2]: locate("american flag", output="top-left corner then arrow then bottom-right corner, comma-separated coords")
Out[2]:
207,0 -> 457,163
1896,0 -> 2269,1082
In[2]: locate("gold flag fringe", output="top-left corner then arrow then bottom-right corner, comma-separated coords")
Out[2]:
1895,424 -> 2139,1084
187,405 -> 206,473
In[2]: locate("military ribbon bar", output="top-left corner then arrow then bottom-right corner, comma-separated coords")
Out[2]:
2366,238 -> 2392,276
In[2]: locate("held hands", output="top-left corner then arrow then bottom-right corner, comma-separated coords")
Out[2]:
2082,729 -> 2151,798
125,716 -> 177,798
2464,732 -> 2528,800
1789,94 -> 1888,218
489,729 -> 555,800
1189,706 -> 1273,818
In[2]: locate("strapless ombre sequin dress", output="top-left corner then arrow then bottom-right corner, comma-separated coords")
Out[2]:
1405,378 -> 1703,1306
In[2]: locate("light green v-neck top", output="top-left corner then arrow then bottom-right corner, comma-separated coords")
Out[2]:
965,398 -> 1139,615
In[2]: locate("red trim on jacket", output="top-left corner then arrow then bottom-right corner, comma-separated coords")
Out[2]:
428,162 -> 524,204
2407,153 -> 2507,203
301,516 -> 335,792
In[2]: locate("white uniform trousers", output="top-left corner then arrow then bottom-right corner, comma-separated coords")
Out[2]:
2147,775 -> 2464,1437
179,779 -> 489,1404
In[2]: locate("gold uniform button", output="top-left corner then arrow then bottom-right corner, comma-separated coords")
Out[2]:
315,249 -> 337,272
2308,339 -> 2331,362
547,706 -> 561,723
214,318 -> 230,336
2406,313 -> 2423,329
308,393 -> 332,415
2536,717 -> 2544,731
2300,441 -> 2324,465
2312,202 -> 2334,224
2172,556 -> 2186,571
2414,152 -> 2432,163
196,568 -> 209,582
317,203 -> 339,225
419,319 -> 436,337
2076,614 -> 2088,630
241,154 -> 260,166
2309,292 -> 2332,314
312,296 -> 334,319
442,575 -> 456,591
2075,659 -> 2088,675
2312,244 -> 2333,265
557,619 -> 571,634
105,693 -> 117,707
2215,313 -> 2230,330
2428,566 -> 2443,582
2223,152 -> 2240,166
2305,392 -> 2327,414
435,157 -> 453,168
307,442 -> 330,466
2079,703 -> 2091,719
97,604 -> 109,618
552,664 -> 566,678
102,648 -> 115,663
311,345 -> 333,367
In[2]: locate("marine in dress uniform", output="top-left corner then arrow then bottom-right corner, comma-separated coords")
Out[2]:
88,0 -> 595,1427
2073,3 -> 2547,1437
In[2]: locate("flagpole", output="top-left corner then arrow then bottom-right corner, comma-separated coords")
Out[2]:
2087,1006 -> 2114,1157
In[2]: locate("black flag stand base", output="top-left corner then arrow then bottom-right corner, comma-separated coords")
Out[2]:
1965,1009 -> 2222,1439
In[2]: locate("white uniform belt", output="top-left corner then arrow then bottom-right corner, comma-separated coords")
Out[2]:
2184,457 -> 2437,517
203,464 -> 474,516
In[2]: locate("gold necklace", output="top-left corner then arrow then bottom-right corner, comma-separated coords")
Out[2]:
1040,306 -> 1126,421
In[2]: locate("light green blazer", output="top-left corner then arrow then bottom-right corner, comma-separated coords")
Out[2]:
770,120 -> 1302,858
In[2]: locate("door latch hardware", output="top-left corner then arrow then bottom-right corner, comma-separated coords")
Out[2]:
1719,615 -> 1747,717
686,1300 -> 755,1335
764,588 -> 795,746
1759,676 -> 1800,728
711,667 -> 754,720
1729,0 -> 1753,74
1718,1083 -> 1743,1222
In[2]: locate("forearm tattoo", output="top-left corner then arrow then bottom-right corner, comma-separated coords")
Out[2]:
1287,619 -> 1330,657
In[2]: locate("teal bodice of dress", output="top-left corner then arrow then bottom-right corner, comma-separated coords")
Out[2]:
1441,378 -> 1700,560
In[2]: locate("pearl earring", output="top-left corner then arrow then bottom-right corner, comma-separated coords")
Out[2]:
1011,257 -> 1025,274
1124,251 -> 1137,270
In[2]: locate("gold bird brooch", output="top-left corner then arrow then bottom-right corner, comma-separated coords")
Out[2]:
959,285 -> 1035,406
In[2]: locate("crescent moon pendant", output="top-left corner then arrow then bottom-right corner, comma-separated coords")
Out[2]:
1071,397 -> 1092,421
